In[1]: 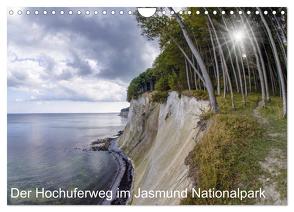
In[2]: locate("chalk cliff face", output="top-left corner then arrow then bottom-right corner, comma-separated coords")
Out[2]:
118,91 -> 209,205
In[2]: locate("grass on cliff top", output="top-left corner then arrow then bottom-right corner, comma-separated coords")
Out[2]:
180,90 -> 209,101
150,89 -> 209,104
181,93 -> 287,205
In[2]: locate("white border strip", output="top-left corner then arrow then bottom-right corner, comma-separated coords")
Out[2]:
0,1 -> 293,212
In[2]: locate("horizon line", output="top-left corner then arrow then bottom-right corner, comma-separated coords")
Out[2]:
7,112 -> 121,115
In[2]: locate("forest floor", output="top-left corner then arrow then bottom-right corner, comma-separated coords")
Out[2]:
181,92 -> 287,205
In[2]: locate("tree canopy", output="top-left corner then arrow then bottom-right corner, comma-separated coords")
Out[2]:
127,7 -> 287,116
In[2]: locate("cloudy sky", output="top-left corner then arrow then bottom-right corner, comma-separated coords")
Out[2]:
7,8 -> 159,113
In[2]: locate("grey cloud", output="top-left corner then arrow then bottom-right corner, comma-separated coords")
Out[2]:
7,7 -> 159,102
10,7 -> 158,82
8,72 -> 27,87
38,54 -> 56,71
66,52 -> 93,76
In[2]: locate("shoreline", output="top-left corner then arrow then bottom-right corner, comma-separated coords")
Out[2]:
91,133 -> 133,205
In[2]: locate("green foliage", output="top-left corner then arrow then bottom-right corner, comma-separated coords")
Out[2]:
151,91 -> 168,103
217,93 -> 260,114
127,68 -> 154,101
129,8 -> 210,101
181,95 -> 287,205
260,97 -> 284,120
168,71 -> 184,91
182,113 -> 264,204
127,78 -> 140,101
155,75 -> 170,91
181,90 -> 209,100
130,7 -> 287,204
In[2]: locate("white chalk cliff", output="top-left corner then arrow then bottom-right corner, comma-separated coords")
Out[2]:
118,91 -> 209,205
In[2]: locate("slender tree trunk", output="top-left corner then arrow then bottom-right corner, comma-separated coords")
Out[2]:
241,13 -> 266,105
185,59 -> 191,90
171,38 -> 205,84
228,45 -> 240,93
220,15 -> 239,93
269,63 -> 276,95
222,57 -> 227,98
258,8 -> 287,116
169,7 -> 219,112
241,13 -> 270,101
253,66 -> 258,91
245,58 -> 252,93
192,55 -> 198,90
254,38 -> 270,101
233,44 -> 245,104
208,23 -> 220,95
271,13 -> 287,66
237,46 -> 248,100
188,58 -> 194,89
263,42 -> 275,96
207,14 -> 235,109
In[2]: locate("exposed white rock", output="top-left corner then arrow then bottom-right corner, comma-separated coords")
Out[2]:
119,91 -> 209,205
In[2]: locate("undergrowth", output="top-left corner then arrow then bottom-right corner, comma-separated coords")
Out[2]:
181,93 -> 286,205
181,90 -> 209,101
150,91 -> 168,103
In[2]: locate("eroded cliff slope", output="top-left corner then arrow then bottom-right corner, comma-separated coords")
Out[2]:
118,91 -> 209,205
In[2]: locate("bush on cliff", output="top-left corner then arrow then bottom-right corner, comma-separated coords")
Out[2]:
182,113 -> 264,204
151,91 -> 168,103
181,90 -> 209,101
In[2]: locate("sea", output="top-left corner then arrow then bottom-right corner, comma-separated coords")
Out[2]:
7,113 -> 127,205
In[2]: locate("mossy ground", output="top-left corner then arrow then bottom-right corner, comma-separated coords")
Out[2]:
181,93 -> 287,205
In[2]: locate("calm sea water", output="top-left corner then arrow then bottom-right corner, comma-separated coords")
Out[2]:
7,113 -> 127,205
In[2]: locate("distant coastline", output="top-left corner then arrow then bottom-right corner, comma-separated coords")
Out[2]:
8,113 -> 127,205
119,107 -> 129,118
7,112 -> 120,115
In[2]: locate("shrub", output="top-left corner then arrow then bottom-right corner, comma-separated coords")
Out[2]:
151,91 -> 168,103
181,90 -> 209,100
168,71 -> 182,91
182,114 -> 264,205
155,76 -> 170,91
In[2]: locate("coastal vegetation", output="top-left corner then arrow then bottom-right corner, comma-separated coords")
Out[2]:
181,94 -> 286,204
125,7 -> 287,204
128,7 -> 287,116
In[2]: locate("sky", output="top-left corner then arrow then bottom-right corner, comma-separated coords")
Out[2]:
7,8 -> 159,113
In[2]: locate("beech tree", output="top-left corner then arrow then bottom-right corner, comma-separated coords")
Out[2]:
130,7 -> 287,117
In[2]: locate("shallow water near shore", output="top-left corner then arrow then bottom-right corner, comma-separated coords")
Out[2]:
7,113 -> 127,205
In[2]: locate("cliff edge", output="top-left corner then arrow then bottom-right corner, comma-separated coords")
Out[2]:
118,91 -> 209,205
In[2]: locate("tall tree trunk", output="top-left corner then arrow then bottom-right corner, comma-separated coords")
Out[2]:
237,46 -> 248,100
245,57 -> 252,93
241,13 -> 266,105
240,12 -> 270,101
207,14 -> 235,109
220,15 -> 239,93
192,55 -> 198,90
222,57 -> 227,98
188,58 -> 194,89
169,7 -> 219,112
208,23 -> 220,96
258,8 -> 287,117
171,38 -> 205,84
268,63 -> 276,95
252,32 -> 270,102
185,59 -> 191,90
